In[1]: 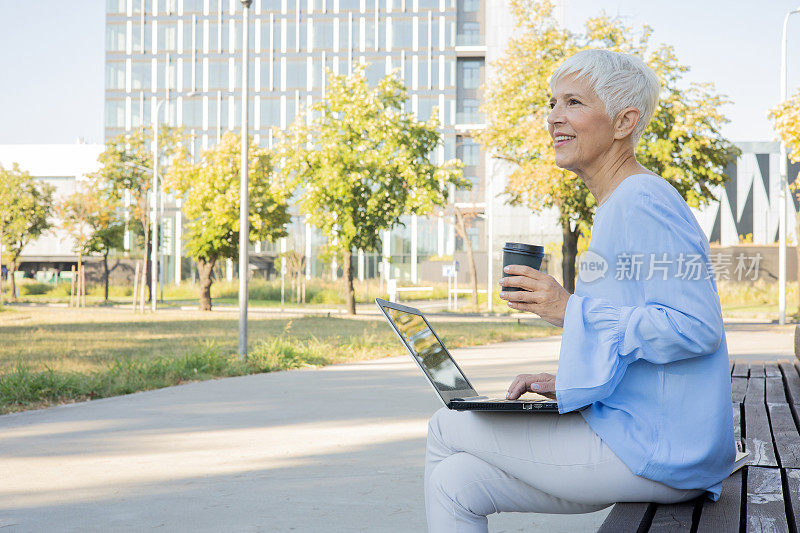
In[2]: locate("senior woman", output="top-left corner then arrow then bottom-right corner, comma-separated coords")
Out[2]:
424,49 -> 735,532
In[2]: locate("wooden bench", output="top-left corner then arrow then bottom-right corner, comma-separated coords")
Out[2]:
598,360 -> 800,532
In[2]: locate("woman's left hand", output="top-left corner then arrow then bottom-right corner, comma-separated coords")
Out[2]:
499,265 -> 571,327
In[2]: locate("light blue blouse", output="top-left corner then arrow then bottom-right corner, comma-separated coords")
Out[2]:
555,173 -> 735,501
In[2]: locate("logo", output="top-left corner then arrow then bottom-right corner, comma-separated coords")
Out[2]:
577,250 -> 608,283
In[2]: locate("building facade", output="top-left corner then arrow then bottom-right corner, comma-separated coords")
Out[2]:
105,0 -> 543,285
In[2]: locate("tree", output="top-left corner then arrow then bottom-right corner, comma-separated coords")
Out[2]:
164,131 -> 291,311
452,205 -> 480,308
478,0 -> 739,292
769,88 -> 800,315
274,65 -> 467,314
57,182 -> 125,302
92,125 -> 184,302
0,164 -> 54,300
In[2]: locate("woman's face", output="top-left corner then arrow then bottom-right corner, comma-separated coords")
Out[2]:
547,74 -> 615,173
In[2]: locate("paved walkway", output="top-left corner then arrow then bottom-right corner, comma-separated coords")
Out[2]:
0,323 -> 795,532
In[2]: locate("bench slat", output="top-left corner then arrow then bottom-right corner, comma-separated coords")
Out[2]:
745,467 -> 789,533
744,376 -> 765,404
785,469 -> 800,532
733,362 -> 750,378
743,403 -> 778,467
749,362 -> 765,378
696,469 -> 742,533
733,403 -> 743,452
597,502 -> 653,533
732,378 -> 749,404
779,361 -> 800,405
765,362 -> 781,378
648,500 -> 697,532
767,403 -> 800,468
766,378 -> 787,404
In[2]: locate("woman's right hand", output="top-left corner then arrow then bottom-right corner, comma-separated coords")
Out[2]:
506,373 -> 557,401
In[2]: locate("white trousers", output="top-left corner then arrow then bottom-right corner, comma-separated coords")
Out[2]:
424,407 -> 702,532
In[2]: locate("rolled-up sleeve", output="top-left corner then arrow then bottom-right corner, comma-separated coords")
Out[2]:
556,189 -> 724,414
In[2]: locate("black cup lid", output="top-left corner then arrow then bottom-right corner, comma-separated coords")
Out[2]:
503,242 -> 544,254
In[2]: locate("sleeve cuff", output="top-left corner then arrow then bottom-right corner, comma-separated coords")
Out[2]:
555,294 -> 631,412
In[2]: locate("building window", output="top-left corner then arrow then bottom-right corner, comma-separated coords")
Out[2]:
418,98 -> 438,121
183,98 -> 202,128
183,0 -> 203,13
183,20 -> 196,51
105,100 -> 125,128
459,59 -> 482,89
366,62 -> 384,86
286,60 -> 306,88
157,23 -> 178,51
208,60 -> 227,89
106,24 -> 126,52
131,61 -> 151,90
261,98 -> 281,127
457,137 -> 480,167
460,21 -> 479,37
393,19 -> 413,49
106,62 -> 126,90
339,0 -> 360,10
106,0 -> 126,14
314,20 -> 333,49
461,98 -> 479,114
462,0 -> 480,12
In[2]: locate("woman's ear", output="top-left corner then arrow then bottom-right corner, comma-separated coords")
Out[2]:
613,107 -> 641,141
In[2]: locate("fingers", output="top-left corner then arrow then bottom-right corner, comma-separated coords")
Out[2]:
506,373 -> 556,399
499,276 -> 544,295
528,373 -> 556,394
506,376 -> 527,400
503,265 -> 544,279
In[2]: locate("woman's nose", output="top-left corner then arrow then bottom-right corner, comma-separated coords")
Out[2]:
547,106 -> 563,126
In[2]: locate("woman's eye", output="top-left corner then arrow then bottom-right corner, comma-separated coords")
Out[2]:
569,99 -> 580,105
548,102 -> 555,109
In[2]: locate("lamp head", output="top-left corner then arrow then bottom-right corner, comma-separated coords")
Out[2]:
241,0 -> 252,6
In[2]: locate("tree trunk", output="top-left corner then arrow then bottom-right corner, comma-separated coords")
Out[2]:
343,249 -> 356,315
0,224 -> 4,306
8,260 -> 17,302
197,257 -> 216,311
561,219 -> 580,294
454,207 -> 479,308
141,216 -> 151,303
103,251 -> 110,302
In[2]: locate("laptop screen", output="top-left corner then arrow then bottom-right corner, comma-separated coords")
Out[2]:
381,305 -> 473,396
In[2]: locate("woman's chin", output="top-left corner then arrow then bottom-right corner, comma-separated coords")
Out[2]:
552,155 -> 574,171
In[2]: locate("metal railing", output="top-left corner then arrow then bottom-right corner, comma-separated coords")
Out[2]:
456,34 -> 485,46
455,111 -> 485,125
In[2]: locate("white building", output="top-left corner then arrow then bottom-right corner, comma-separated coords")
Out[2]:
0,143 -> 104,270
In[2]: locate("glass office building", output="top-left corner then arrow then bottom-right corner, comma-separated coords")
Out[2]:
105,0 -> 539,284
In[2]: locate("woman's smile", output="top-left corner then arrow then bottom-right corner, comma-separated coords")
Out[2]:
553,133 -> 576,147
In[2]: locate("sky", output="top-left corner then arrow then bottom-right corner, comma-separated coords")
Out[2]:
0,0 -> 799,145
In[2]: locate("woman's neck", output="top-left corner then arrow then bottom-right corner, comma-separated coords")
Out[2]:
575,146 -> 655,207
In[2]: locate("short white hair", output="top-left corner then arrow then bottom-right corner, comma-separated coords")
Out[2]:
549,49 -> 661,145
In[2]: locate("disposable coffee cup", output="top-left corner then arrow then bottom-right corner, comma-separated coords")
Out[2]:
502,242 -> 545,292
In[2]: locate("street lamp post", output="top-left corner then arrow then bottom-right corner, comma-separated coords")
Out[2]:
151,100 -> 165,313
150,91 -> 200,312
239,0 -> 252,358
778,6 -> 800,326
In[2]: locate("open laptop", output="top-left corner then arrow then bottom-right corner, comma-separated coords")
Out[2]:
376,298 -> 560,412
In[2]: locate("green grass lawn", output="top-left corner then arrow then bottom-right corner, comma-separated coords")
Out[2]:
0,306 -> 558,413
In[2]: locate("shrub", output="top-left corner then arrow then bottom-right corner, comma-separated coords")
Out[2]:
19,283 -> 53,296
